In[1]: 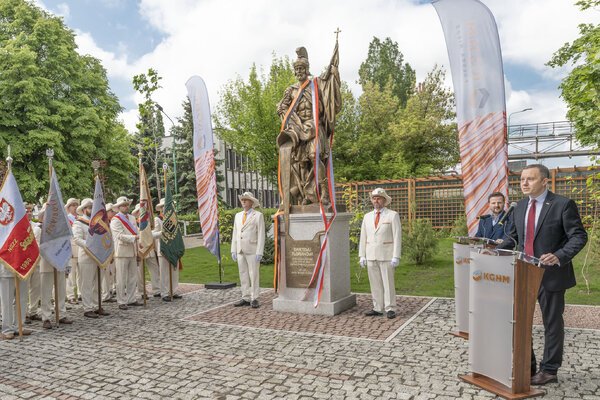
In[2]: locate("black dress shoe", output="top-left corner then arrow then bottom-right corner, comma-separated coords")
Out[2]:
162,296 -> 172,302
531,371 -> 557,385
234,299 -> 250,307
128,301 -> 143,307
153,293 -> 161,298
173,294 -> 182,299
251,300 -> 259,308
118,304 -> 128,310
387,311 -> 396,319
84,311 -> 99,319
365,309 -> 383,316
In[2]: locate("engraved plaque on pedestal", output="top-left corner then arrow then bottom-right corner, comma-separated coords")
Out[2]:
285,233 -> 323,288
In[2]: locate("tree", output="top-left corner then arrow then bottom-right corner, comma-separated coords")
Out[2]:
0,0 -> 135,202
547,0 -> 600,146
358,37 -> 416,109
215,54 -> 296,182
388,66 -> 459,176
132,68 -> 166,202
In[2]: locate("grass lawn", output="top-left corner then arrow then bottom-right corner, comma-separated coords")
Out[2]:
178,238 -> 600,306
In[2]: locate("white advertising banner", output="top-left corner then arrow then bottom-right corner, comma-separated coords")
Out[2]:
469,251 -> 514,387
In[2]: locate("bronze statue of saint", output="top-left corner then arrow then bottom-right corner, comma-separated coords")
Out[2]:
276,38 -> 341,215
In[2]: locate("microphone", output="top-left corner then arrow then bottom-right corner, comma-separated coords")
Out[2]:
498,202 -> 517,226
477,214 -> 492,220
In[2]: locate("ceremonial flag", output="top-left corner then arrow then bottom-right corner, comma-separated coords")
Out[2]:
138,164 -> 155,257
84,177 -> 114,268
433,0 -> 509,236
160,180 -> 184,267
186,76 -> 221,263
39,170 -> 72,271
0,170 -> 40,279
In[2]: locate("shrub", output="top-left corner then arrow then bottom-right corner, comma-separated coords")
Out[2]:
450,214 -> 468,238
261,236 -> 275,265
403,218 -> 439,265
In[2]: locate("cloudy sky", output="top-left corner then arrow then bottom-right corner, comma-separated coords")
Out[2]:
36,0 -> 597,166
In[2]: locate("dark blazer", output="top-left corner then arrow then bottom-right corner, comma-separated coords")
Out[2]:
498,191 -> 587,291
475,210 -> 512,241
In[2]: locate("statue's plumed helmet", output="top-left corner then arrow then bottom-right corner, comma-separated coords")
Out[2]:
294,47 -> 310,75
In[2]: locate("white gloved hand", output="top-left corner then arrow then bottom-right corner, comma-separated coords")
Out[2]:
390,257 -> 399,268
359,257 -> 367,268
256,254 -> 263,262
231,252 -> 237,262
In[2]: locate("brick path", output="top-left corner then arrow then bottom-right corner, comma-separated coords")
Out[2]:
0,284 -> 598,399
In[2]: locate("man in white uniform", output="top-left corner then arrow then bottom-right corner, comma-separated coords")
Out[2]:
65,198 -> 81,304
38,203 -> 73,328
231,192 -> 265,308
102,202 -> 117,302
110,197 -> 141,310
155,199 -> 181,302
359,188 -> 402,319
73,198 -> 109,318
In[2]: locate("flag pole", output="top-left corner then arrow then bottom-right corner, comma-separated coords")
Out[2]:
163,162 -> 173,301
46,148 -> 60,326
7,146 -> 23,341
138,147 -> 147,307
91,160 -> 104,316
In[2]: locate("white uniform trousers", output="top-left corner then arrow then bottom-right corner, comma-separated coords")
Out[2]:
40,270 -> 67,322
140,256 -> 160,296
79,260 -> 98,312
98,268 -> 109,302
66,257 -> 81,300
116,257 -> 138,305
236,253 -> 259,302
367,260 -> 397,313
158,255 -> 179,297
102,262 -> 116,296
0,277 -> 28,335
27,266 -> 41,316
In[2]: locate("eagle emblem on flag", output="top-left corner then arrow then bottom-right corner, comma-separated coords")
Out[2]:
0,198 -> 15,226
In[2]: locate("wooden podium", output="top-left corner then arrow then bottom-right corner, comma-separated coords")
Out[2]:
460,250 -> 545,399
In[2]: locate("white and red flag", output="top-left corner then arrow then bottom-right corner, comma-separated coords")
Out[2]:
433,0 -> 509,236
0,170 -> 40,279
186,75 -> 221,263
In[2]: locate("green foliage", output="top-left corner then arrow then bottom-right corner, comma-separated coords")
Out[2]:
358,36 -> 416,108
215,54 -> 295,182
261,236 -> 275,265
403,218 -> 439,265
547,0 -> 600,146
450,214 -> 469,238
0,0 -> 135,201
218,201 -> 234,243
340,184 -> 368,251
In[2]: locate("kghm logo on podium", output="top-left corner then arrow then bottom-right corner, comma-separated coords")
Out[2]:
472,270 -> 510,284
455,256 -> 471,265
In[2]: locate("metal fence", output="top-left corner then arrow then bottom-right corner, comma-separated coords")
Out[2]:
335,166 -> 598,229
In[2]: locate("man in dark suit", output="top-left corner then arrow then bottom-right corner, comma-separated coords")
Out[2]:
499,164 -> 587,385
475,191 -> 512,242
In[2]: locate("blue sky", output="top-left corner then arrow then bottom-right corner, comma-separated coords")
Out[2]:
36,0 -> 598,168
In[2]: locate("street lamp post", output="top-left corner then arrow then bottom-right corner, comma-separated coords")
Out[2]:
507,107 -> 533,137
157,104 -> 178,212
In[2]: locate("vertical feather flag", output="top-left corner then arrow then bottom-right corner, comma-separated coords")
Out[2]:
0,170 -> 40,279
186,76 -> 221,263
433,0 -> 509,236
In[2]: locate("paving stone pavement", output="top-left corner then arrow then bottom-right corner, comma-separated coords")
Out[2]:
0,285 -> 598,399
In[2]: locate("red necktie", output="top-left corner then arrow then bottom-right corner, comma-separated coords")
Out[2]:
525,199 -> 536,256
375,211 -> 381,228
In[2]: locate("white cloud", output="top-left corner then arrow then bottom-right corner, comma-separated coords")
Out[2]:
61,0 -> 596,135
56,3 -> 70,19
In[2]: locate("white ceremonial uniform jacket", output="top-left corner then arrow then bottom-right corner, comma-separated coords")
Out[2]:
68,215 -> 79,259
109,214 -> 137,258
359,208 -> 402,261
231,209 -> 265,256
152,216 -> 162,257
72,216 -> 93,263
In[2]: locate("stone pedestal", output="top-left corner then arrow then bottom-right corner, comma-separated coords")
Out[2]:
272,212 -> 356,316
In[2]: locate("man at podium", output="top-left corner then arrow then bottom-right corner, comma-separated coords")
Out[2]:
475,191 -> 512,243
499,164 -> 587,386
